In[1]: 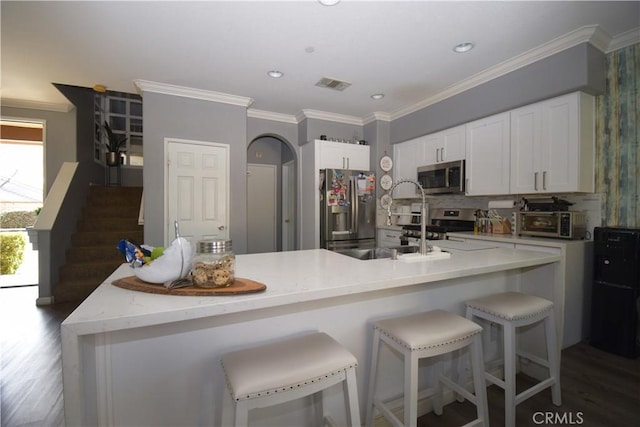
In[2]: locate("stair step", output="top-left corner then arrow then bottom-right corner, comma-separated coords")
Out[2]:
54,185 -> 143,303
84,204 -> 140,218
53,278 -> 105,303
77,218 -> 141,232
88,185 -> 142,201
66,245 -> 124,263
71,230 -> 144,247
59,260 -> 123,281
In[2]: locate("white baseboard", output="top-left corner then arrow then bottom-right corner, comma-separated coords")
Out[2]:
36,296 -> 54,306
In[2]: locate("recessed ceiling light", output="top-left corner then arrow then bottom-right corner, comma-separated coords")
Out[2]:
318,0 -> 341,6
267,70 -> 284,78
371,94 -> 384,100
453,42 -> 474,53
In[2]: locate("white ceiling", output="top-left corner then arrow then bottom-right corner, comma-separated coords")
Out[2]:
2,1 -> 639,121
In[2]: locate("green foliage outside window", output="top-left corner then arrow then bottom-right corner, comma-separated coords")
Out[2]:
1,233 -> 25,275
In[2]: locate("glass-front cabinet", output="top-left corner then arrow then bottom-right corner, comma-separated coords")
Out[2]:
94,94 -> 143,167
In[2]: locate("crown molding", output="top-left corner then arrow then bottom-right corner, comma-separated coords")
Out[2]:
247,108 -> 298,124
607,27 -> 640,52
1,98 -> 73,113
363,111 -> 392,124
390,25 -> 607,121
133,79 -> 254,108
298,109 -> 363,125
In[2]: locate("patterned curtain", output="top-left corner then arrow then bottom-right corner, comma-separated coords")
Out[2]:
595,43 -> 640,228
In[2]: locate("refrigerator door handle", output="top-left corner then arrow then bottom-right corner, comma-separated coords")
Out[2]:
351,177 -> 358,233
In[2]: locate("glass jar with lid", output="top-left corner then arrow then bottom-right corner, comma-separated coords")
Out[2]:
192,239 -> 235,288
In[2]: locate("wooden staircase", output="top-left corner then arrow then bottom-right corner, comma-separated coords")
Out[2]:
54,186 -> 143,303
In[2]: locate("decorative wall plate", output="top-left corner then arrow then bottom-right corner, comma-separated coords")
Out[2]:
379,155 -> 393,172
380,194 -> 392,209
380,174 -> 393,190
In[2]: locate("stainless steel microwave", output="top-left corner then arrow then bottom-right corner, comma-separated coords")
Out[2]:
517,211 -> 587,239
417,160 -> 465,195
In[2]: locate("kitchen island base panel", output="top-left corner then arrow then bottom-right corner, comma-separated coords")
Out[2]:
61,249 -> 561,426
75,272 -> 518,426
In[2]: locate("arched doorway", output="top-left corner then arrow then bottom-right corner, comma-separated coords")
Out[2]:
246,135 -> 297,254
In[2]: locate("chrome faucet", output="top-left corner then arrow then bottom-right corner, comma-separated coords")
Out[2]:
386,178 -> 430,256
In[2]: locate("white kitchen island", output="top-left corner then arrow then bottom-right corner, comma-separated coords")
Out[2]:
62,247 -> 561,426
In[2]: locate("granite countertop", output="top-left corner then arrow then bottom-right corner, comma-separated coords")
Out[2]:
62,248 -> 560,336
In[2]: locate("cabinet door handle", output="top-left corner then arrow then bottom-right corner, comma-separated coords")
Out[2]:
436,148 -> 440,162
347,157 -> 350,169
543,171 -> 547,190
440,147 -> 445,162
534,172 -> 538,191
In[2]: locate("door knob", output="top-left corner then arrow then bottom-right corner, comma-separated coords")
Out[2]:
218,225 -> 225,230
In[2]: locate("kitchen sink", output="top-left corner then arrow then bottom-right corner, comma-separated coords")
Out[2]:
334,246 -> 420,260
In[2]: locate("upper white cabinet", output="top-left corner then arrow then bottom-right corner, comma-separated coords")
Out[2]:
423,125 -> 466,164
510,92 -> 594,194
315,140 -> 370,171
465,112 -> 511,195
393,137 -> 426,198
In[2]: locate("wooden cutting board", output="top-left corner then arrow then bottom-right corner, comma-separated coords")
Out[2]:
112,276 -> 267,296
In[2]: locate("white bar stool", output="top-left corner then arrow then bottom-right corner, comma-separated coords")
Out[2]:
365,309 -> 489,427
220,332 -> 361,426
465,292 -> 561,427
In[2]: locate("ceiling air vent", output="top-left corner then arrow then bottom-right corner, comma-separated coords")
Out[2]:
315,77 -> 351,91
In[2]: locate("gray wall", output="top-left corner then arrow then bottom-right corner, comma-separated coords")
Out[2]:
142,92 -> 248,251
364,119 -> 391,200
391,43 -> 605,143
55,84 -> 144,188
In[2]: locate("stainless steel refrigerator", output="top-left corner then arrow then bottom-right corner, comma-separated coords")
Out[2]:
320,169 -> 376,250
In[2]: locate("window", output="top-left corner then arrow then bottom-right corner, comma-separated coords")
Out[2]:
94,94 -> 143,167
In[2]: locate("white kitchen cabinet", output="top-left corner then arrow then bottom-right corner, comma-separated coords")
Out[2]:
315,140 -> 370,171
510,92 -> 594,194
465,112 -> 511,195
423,124 -> 466,164
300,140 -> 370,249
392,137 -> 426,198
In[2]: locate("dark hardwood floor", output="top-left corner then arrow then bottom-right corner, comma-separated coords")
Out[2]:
1,286 -> 78,427
1,285 -> 638,426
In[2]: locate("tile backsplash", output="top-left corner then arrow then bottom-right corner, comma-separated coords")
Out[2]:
378,193 -> 603,240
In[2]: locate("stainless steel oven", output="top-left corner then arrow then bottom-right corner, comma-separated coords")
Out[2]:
401,208 -> 476,243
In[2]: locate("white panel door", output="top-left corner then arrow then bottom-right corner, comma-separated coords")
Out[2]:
167,140 -> 229,246
247,164 -> 277,254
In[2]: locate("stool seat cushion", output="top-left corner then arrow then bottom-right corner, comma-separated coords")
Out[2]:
375,309 -> 482,351
221,332 -> 357,401
466,292 -> 553,320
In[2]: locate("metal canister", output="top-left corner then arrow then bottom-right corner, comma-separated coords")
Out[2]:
192,239 -> 235,288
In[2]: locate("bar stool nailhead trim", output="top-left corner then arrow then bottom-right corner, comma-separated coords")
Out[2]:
221,332 -> 361,426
